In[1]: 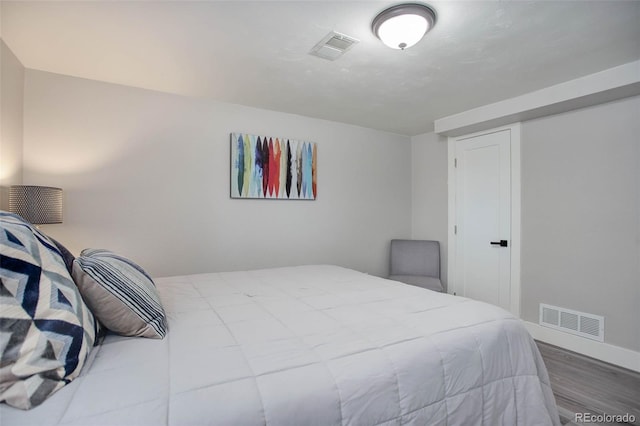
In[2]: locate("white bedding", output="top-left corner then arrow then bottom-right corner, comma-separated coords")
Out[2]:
2,265 -> 559,425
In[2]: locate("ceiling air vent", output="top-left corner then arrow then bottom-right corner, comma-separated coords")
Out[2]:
310,31 -> 359,61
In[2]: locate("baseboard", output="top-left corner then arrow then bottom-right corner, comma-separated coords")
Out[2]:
524,321 -> 640,373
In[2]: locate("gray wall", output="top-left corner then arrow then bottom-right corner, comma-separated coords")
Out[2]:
0,40 -> 24,209
22,70 -> 412,278
410,131 -> 449,289
410,96 -> 640,352
15,64 -> 639,352
521,96 -> 640,352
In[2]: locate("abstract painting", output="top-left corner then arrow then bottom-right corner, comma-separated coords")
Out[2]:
230,133 -> 317,200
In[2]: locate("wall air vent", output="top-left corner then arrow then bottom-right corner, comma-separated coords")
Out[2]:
539,303 -> 604,342
310,31 -> 359,61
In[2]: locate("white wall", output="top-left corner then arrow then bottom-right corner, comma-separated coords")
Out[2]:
410,131 -> 448,289
22,70 -> 412,278
520,95 -> 640,352
0,40 -> 24,209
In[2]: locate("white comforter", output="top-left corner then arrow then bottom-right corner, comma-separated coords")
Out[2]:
2,265 -> 559,425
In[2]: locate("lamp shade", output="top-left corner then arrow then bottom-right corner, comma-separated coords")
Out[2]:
372,3 -> 437,50
9,185 -> 63,224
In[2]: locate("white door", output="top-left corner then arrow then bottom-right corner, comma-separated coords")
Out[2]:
453,129 -> 513,311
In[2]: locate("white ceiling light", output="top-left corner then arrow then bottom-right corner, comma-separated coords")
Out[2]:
372,3 -> 437,50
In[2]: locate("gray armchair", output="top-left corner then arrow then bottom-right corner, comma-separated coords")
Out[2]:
388,239 -> 443,292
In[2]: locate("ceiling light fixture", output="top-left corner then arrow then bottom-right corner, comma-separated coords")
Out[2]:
372,3 -> 437,50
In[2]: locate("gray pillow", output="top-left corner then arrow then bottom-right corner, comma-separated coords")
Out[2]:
72,249 -> 167,339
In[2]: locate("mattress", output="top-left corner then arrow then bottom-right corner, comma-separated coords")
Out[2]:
2,265 -> 560,425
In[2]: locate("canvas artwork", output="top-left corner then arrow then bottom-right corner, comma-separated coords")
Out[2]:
231,133 -> 317,199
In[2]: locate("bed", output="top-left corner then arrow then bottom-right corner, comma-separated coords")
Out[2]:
1,210 -> 559,425
2,259 -> 560,425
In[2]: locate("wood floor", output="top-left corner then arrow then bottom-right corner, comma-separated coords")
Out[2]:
536,341 -> 640,426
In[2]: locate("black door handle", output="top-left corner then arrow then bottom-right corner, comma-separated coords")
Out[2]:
490,240 -> 508,247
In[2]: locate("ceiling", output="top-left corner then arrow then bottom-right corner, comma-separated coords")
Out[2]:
2,1 -> 639,136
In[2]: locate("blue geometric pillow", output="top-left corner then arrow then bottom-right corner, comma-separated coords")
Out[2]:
49,236 -> 76,276
0,211 -> 96,410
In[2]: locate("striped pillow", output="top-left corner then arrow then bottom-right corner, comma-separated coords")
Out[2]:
72,249 -> 167,339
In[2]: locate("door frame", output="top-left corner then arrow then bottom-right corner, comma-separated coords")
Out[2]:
447,123 -> 521,317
